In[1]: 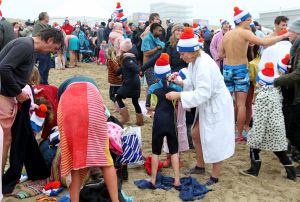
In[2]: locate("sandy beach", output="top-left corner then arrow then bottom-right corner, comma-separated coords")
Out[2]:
3,63 -> 300,202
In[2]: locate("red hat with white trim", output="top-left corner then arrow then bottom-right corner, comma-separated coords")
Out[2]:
192,23 -> 200,33
277,54 -> 290,74
233,6 -> 251,25
116,2 -> 123,13
154,53 -> 171,79
198,38 -> 204,49
177,27 -> 200,52
256,62 -> 277,85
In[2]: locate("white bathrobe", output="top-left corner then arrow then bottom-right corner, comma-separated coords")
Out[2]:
181,52 -> 235,163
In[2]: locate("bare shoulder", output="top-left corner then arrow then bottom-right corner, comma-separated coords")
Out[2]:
238,29 -> 255,39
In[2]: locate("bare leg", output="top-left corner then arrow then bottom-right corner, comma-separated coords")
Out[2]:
69,170 -> 84,202
235,92 -> 248,136
245,84 -> 254,132
2,128 -> 11,174
151,154 -> 159,185
211,162 -> 222,178
192,120 -> 205,167
102,166 -> 119,202
69,51 -> 75,67
171,153 -> 181,186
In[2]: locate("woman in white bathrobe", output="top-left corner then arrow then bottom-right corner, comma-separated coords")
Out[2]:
166,27 -> 235,186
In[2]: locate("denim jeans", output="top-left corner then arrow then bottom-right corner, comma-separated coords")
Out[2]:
36,53 -> 51,85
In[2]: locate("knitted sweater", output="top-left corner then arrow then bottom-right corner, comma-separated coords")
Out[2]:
107,59 -> 122,85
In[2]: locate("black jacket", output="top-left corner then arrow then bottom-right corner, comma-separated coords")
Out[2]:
117,52 -> 141,98
0,17 -> 16,51
142,43 -> 187,73
166,44 -> 188,72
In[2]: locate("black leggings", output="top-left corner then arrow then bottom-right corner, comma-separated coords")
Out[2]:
115,95 -> 142,114
250,148 -> 292,165
109,86 -> 120,103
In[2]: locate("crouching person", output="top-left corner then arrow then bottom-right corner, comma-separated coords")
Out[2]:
57,76 -> 119,202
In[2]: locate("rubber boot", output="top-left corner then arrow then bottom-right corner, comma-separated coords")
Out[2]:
239,160 -> 261,177
284,165 -> 297,181
120,107 -> 129,124
135,113 -> 144,126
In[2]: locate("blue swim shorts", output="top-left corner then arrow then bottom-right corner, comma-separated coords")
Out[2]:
223,64 -> 250,93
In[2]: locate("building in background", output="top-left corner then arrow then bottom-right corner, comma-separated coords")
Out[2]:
258,8 -> 300,29
132,12 -> 150,24
150,2 -> 193,25
193,19 -> 209,28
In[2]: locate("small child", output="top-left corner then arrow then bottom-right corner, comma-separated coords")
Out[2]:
115,39 -> 143,126
240,62 -> 296,181
146,53 -> 182,187
99,41 -> 109,65
107,47 -> 123,112
162,68 -> 189,168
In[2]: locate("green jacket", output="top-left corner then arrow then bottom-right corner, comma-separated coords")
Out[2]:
274,41 -> 300,105
32,20 -> 49,37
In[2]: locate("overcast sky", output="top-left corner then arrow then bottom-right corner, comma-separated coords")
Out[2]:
2,0 -> 300,24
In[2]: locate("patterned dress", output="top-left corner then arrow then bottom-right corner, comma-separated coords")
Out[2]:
247,86 -> 288,151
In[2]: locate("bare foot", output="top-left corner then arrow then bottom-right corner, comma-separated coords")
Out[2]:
174,180 -> 181,187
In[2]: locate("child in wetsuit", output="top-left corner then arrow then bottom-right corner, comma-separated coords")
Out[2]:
146,53 -> 182,187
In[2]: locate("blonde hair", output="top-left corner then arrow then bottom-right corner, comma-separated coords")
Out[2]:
169,34 -> 179,47
107,47 -> 118,64
191,50 -> 201,60
28,66 -> 41,86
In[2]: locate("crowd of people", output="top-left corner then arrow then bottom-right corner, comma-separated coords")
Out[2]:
0,1 -> 300,201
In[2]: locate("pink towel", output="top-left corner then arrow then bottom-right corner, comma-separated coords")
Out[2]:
163,100 -> 189,153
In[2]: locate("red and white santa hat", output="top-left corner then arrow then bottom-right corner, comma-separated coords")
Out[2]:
277,54 -> 290,74
177,27 -> 200,52
192,23 -> 200,33
233,6 -> 251,25
256,62 -> 277,85
154,53 -> 171,79
116,2 -> 123,13
198,38 -> 204,49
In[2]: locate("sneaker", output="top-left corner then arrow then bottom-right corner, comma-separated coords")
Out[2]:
242,130 -> 248,138
235,135 -> 247,142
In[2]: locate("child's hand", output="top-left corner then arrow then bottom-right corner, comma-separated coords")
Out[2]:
34,88 -> 44,95
33,104 -> 40,110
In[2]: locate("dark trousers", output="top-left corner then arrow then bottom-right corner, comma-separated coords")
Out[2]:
115,95 -> 142,114
287,104 -> 300,152
2,100 -> 50,194
36,53 -> 51,85
109,86 -> 121,103
250,148 -> 292,165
